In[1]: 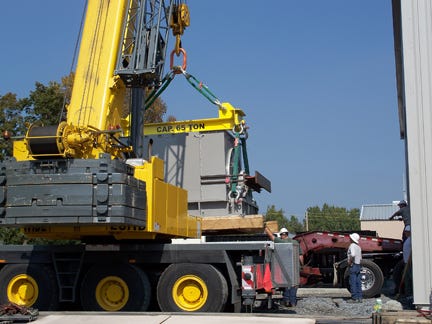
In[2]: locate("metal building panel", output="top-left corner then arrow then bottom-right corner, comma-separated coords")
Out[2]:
146,133 -> 201,202
200,132 -> 231,175
396,0 -> 432,306
200,132 -> 234,202
183,134 -> 202,202
360,204 -> 399,220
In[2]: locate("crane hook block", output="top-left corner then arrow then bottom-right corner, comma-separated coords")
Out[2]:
170,3 -> 190,36
170,3 -> 190,55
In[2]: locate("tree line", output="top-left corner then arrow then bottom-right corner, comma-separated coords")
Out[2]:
264,203 -> 360,235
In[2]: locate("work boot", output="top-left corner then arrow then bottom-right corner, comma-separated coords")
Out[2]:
346,298 -> 358,303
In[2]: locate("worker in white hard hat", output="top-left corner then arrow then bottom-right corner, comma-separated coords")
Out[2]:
347,233 -> 362,303
264,225 -> 304,307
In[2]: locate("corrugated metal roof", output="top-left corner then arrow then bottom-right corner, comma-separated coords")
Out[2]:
360,204 -> 399,221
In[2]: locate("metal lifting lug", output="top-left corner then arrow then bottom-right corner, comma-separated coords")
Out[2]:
170,48 -> 187,72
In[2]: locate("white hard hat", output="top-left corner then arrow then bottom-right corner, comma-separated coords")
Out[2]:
349,233 -> 360,244
279,228 -> 289,235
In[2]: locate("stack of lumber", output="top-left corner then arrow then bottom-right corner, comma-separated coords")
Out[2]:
201,214 -> 268,234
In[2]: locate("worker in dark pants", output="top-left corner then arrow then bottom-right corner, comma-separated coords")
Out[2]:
402,225 -> 413,296
347,233 -> 363,303
265,226 -> 304,307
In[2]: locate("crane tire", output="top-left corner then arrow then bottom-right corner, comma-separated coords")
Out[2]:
157,263 -> 228,312
80,264 -> 151,311
344,259 -> 384,298
0,264 -> 59,310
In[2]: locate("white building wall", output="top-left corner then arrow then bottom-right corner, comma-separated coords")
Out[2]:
399,0 -> 432,306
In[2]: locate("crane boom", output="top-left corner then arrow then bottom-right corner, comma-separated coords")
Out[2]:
14,0 -> 175,161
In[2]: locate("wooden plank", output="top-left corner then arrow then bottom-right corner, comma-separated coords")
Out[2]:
265,220 -> 279,233
372,311 -> 431,324
201,214 -> 264,233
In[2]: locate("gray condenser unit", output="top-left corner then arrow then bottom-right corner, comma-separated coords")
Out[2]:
144,130 -> 270,217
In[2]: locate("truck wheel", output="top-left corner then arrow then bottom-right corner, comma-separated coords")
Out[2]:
0,264 -> 59,310
344,259 -> 384,298
157,263 -> 228,312
80,264 -> 151,311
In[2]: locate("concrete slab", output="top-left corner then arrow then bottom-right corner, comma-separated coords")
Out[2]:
36,314 -> 170,324
36,313 -> 316,324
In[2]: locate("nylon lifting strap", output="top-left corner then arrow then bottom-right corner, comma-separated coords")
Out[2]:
230,123 -> 250,199
145,46 -> 250,200
145,48 -> 222,110
230,131 -> 241,197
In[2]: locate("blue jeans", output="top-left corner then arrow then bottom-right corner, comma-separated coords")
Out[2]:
349,264 -> 362,300
283,286 -> 298,306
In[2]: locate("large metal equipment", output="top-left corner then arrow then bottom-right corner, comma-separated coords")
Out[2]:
145,130 -> 260,216
143,103 -> 271,217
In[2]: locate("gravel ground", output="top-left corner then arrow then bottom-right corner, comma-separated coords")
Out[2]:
288,295 -> 403,317
255,295 -> 410,323
255,280 -> 414,321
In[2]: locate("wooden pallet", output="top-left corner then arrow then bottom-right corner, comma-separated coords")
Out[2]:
201,214 -> 265,234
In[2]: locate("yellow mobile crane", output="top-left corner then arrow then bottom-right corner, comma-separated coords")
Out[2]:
8,0 -> 198,241
0,0 -> 296,314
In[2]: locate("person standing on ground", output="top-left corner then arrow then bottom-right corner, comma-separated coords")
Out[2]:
264,226 -> 304,307
389,200 -> 411,241
347,233 -> 363,303
402,225 -> 413,296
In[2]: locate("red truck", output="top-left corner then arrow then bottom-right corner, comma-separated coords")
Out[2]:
295,231 -> 403,298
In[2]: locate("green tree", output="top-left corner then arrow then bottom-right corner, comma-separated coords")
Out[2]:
122,87 -> 168,123
0,92 -> 33,159
0,228 -> 27,245
27,81 -> 65,125
306,203 -> 360,231
144,93 -> 168,123
264,205 -> 305,234
286,215 -> 306,234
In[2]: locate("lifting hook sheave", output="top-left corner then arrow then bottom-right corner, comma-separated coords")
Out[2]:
170,2 -> 190,55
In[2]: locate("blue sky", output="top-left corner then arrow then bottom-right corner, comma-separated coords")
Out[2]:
0,1 -> 405,219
